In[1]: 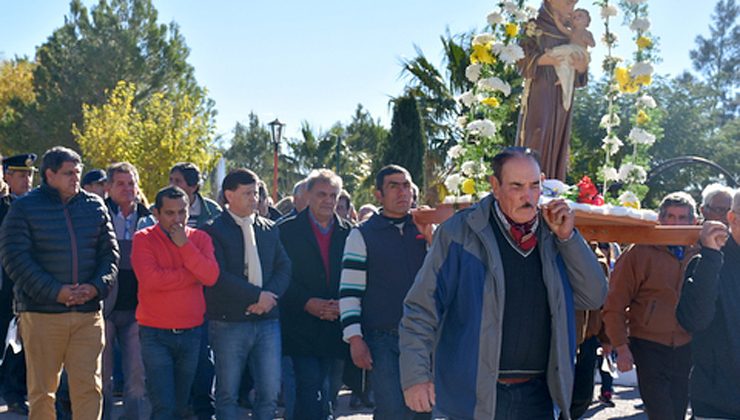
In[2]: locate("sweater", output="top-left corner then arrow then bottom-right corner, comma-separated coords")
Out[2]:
132,225 -> 218,329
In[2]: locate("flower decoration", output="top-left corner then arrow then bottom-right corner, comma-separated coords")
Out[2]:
576,176 -> 605,206
636,36 -> 652,49
601,5 -> 618,18
465,63 -> 483,82
636,109 -> 650,125
628,127 -> 656,145
629,17 -> 651,32
505,23 -> 519,37
461,179 -> 477,195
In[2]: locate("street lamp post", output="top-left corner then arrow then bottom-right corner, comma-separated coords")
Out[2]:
268,118 -> 285,203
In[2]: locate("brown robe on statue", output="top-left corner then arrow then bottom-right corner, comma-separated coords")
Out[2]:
516,3 -> 588,181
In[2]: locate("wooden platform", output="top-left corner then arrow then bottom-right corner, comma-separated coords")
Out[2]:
411,205 -> 701,245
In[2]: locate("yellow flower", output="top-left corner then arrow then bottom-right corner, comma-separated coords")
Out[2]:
636,110 -> 650,125
635,74 -> 652,86
622,200 -> 640,209
505,23 -> 519,37
614,67 -> 639,94
461,178 -> 477,195
481,97 -> 500,107
636,36 -> 652,50
470,43 -> 495,64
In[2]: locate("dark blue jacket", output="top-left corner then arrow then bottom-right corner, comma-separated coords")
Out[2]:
0,184 -> 119,313
203,211 -> 291,321
278,209 -> 351,358
677,237 -> 740,418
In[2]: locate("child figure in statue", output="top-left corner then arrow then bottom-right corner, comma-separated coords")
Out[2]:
549,8 -> 595,110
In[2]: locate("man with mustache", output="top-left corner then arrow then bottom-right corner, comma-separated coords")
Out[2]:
399,147 -> 607,419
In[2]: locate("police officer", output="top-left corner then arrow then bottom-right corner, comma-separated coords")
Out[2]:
2,153 -> 37,198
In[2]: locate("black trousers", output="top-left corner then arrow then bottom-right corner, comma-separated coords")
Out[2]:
569,336 -> 599,419
629,337 -> 691,420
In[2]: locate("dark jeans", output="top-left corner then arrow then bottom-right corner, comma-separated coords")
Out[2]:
495,377 -> 554,419
291,355 -> 339,420
190,321 -> 215,419
0,348 -> 26,406
630,337 -> 691,420
569,336 -> 599,419
140,325 -> 202,420
209,319 -> 281,420
366,329 -> 427,420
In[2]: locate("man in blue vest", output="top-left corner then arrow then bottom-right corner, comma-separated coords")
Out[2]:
340,165 -> 430,420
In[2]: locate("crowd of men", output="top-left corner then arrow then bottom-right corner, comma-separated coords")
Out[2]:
0,145 -> 737,420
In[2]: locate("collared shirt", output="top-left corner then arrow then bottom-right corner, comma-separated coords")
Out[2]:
187,195 -> 202,227
113,205 -> 138,240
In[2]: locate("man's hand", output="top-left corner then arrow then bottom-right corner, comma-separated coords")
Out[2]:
404,381 -> 435,413
412,206 -> 434,245
304,298 -> 339,321
700,221 -> 728,251
169,223 -> 188,247
615,344 -> 634,372
246,291 -> 278,315
542,199 -> 575,241
56,285 -> 76,306
349,336 -> 373,370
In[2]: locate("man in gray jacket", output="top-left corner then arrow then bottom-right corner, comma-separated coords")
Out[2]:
400,147 -> 606,419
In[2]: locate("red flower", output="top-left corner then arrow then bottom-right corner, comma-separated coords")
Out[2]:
577,176 -> 604,206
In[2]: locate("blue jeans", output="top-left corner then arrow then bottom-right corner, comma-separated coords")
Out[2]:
365,329 -> 417,420
139,325 -> 201,420
494,377 -> 554,419
209,319 -> 281,420
282,356 -> 296,420
291,355 -> 340,420
191,321 -> 215,419
103,310 -> 148,420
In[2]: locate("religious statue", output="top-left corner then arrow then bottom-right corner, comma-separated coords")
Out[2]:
516,0 -> 592,181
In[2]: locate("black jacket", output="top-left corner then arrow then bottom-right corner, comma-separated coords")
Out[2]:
677,237 -> 740,418
0,184 -> 119,313
278,209 -> 351,358
203,211 -> 291,321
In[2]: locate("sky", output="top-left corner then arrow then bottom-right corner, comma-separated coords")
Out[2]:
0,1 -> 718,144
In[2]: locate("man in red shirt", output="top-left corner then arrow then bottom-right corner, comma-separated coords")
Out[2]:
131,186 -> 219,419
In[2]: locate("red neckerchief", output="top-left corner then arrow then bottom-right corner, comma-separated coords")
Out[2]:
495,203 -> 538,252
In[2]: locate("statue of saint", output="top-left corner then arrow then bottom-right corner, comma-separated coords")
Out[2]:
516,0 -> 592,181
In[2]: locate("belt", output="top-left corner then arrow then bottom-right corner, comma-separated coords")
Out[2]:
168,327 -> 196,334
497,377 -> 537,385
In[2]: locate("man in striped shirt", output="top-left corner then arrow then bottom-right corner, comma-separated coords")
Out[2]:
339,165 -> 430,420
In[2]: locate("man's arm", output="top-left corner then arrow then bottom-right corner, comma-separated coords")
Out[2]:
180,230 -> 218,286
88,206 -> 120,301
132,230 -> 210,292
206,226 -> 262,305
0,202 -> 63,304
263,226 -> 292,299
557,231 -> 608,310
339,228 -> 373,369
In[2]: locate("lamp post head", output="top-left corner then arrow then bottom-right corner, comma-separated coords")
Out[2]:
268,118 -> 285,147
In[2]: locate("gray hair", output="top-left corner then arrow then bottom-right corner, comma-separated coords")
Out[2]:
293,178 -> 308,196
701,183 -> 734,206
658,191 -> 698,222
305,168 -> 343,192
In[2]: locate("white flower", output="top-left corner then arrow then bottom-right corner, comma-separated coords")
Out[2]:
444,173 -> 464,193
497,44 -> 525,64
477,77 -> 512,96
630,61 -> 654,77
447,145 -> 464,159
458,91 -> 478,107
602,167 -> 620,182
599,113 -> 621,129
600,5 -> 618,19
618,191 -> 640,207
465,63 -> 482,82
601,134 -> 623,156
628,127 -> 656,145
630,18 -> 651,32
502,1 -> 518,13
626,0 -> 648,4
472,33 -> 494,46
525,6 -> 538,19
513,9 -> 529,22
487,11 -> 504,25
456,116 -> 468,128
542,179 -> 571,197
466,119 -> 497,137
461,160 -> 478,176
636,94 -> 657,108
618,163 -> 647,183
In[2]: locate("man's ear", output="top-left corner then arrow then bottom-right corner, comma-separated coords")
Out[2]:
489,175 -> 500,199
373,188 -> 383,203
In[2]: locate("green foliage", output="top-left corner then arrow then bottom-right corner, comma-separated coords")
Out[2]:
689,0 -> 739,125
0,59 -> 37,155
74,80 -> 217,201
384,94 -> 425,192
0,0 -> 210,158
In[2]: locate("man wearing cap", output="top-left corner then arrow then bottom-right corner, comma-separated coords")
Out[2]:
0,155 -> 27,415
2,153 -> 37,198
82,169 -> 107,199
